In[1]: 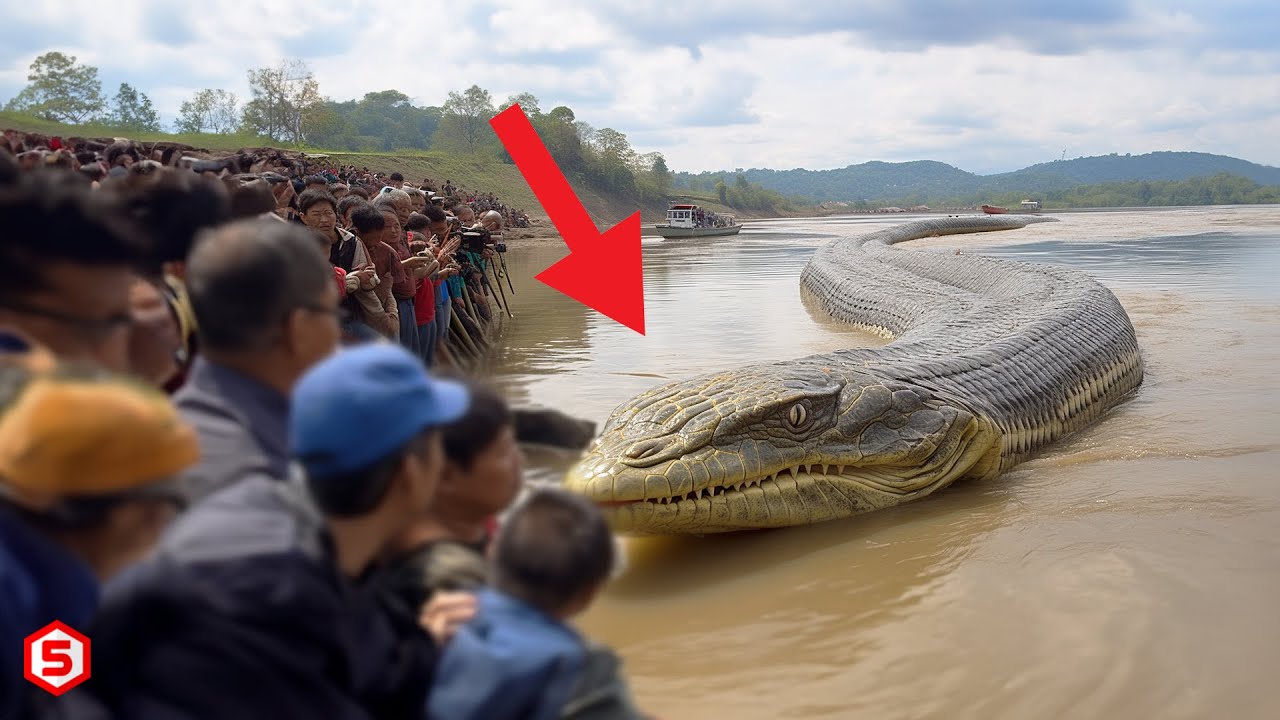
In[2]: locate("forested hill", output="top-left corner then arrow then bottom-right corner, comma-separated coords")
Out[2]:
675,152 -> 1280,202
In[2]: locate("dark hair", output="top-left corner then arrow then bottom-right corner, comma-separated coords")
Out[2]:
389,172 -> 404,182
297,188 -> 337,215
405,212 -> 429,232
337,195 -> 368,218
423,204 -> 448,223
0,169 -> 148,306
222,174 -> 278,218
0,151 -> 18,186
350,205 -> 387,234
441,379 -> 513,470
346,186 -> 371,200
101,168 -> 233,275
185,219 -> 334,352
304,175 -> 329,187
491,488 -> 615,615
306,430 -> 434,517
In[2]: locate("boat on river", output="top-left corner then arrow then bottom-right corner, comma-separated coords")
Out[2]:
653,202 -> 743,238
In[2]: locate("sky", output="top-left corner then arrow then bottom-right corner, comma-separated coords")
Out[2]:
1,0 -> 1277,175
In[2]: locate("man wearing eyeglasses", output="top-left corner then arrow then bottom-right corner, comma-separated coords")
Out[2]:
0,169 -> 143,373
173,218 -> 343,504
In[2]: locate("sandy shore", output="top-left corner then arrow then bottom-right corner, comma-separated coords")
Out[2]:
503,205 -> 1280,251
908,205 -> 1280,250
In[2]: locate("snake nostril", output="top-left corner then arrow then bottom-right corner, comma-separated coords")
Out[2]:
624,440 -> 664,461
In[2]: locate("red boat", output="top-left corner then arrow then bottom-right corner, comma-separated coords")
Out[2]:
980,204 -> 1009,214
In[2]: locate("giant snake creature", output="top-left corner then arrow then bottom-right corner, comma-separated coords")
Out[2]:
564,216 -> 1144,534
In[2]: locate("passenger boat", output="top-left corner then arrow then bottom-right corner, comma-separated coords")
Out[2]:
652,202 -> 743,238
980,204 -> 1009,215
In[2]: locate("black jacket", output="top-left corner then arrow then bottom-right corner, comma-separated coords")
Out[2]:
79,474 -> 435,720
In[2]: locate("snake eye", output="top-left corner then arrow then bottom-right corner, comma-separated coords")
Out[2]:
787,403 -> 808,428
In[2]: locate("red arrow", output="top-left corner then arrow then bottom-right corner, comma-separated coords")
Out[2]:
489,104 -> 645,335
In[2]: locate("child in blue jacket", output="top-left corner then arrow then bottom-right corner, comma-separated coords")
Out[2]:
427,488 -> 619,720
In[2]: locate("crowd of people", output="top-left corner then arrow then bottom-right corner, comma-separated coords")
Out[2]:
1,130 -> 523,373
0,135 -> 653,719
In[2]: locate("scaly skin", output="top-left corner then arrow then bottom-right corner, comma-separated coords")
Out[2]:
566,216 -> 1144,534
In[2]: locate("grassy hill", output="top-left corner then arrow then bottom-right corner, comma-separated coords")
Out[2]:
680,151 -> 1280,203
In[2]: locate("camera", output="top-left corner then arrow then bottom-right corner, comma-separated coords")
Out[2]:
495,242 -> 508,253
460,229 -> 490,255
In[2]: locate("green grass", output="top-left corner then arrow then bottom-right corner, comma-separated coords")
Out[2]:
0,111 -> 285,152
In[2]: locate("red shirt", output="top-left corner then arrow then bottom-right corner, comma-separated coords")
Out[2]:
414,277 -> 440,325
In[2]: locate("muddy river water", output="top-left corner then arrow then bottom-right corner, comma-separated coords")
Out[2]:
486,205 -> 1280,719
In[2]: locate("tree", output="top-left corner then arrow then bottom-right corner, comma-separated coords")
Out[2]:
716,180 -> 728,205
498,92 -> 541,116
531,109 -> 586,173
431,85 -> 497,153
109,83 -> 160,132
547,105 -> 575,124
593,128 -> 636,166
645,152 -> 672,195
585,128 -> 636,191
176,89 -> 239,134
3,51 -> 106,123
240,59 -> 323,145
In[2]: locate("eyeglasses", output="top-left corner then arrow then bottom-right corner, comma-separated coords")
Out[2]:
300,303 -> 350,324
0,297 -> 133,341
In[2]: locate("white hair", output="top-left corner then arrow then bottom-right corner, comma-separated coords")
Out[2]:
373,186 -> 412,207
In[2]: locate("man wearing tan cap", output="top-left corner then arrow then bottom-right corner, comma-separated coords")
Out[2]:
0,331 -> 200,720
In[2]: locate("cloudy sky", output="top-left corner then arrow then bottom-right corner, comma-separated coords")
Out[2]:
2,0 -> 1277,175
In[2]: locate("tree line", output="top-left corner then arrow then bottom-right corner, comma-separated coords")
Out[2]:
829,173 -> 1280,211
3,52 -> 813,214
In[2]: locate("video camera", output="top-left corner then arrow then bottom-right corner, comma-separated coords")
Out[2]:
460,228 -> 491,255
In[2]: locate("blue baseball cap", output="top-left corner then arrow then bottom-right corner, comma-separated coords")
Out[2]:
289,344 -> 470,480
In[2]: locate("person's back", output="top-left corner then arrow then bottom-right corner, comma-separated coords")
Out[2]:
86,473 -> 415,719
84,344 -> 472,720
172,219 -> 340,503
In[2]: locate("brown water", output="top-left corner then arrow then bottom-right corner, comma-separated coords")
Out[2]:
487,206 -> 1280,720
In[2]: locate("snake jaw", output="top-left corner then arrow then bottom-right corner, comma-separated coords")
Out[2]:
565,384 -> 1001,534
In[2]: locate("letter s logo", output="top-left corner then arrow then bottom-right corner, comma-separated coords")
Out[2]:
41,639 -> 73,677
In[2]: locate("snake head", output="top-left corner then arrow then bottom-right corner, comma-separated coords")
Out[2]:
564,361 -> 1000,534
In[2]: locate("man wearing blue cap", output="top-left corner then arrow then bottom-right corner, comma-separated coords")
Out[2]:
77,344 -> 473,720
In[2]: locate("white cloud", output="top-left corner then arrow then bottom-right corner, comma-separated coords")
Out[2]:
0,0 -> 1277,175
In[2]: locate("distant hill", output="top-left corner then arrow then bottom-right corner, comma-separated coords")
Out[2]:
675,152 -> 1280,203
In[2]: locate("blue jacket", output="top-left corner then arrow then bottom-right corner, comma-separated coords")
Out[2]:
79,473 -> 436,720
0,506 -> 100,720
428,589 -> 586,720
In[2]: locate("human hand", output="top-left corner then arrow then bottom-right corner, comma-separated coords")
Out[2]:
413,257 -> 439,279
355,264 -> 378,289
419,591 -> 478,646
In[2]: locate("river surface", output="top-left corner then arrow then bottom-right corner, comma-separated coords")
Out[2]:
486,205 -> 1280,720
